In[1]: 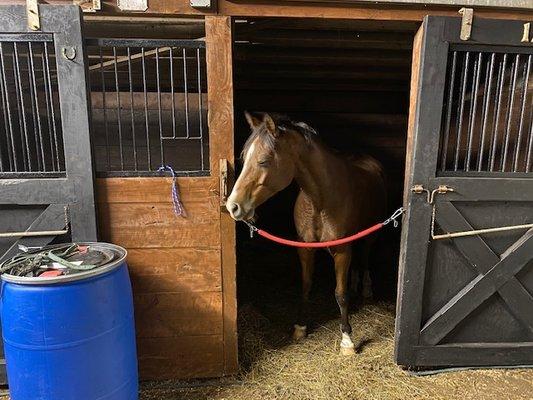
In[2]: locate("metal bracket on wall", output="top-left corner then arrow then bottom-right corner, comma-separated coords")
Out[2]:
459,8 -> 473,41
522,23 -> 532,43
26,0 -> 40,31
190,0 -> 213,9
219,159 -> 229,208
74,0 -> 102,13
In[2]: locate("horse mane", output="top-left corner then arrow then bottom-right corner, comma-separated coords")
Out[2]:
241,113 -> 318,161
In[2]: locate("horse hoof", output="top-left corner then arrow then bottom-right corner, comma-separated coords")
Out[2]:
339,345 -> 356,356
292,324 -> 307,341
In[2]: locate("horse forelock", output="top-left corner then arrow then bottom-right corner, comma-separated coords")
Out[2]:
241,115 -> 318,162
241,124 -> 276,162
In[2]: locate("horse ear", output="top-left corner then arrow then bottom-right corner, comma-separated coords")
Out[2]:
263,113 -> 279,137
244,111 -> 261,129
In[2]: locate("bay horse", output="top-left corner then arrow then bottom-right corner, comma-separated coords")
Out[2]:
227,112 -> 387,355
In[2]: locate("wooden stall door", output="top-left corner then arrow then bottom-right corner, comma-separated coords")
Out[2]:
96,16 -> 236,379
396,16 -> 533,368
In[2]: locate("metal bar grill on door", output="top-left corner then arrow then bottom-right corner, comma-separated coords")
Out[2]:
0,34 -> 65,177
86,39 -> 209,177
438,46 -> 533,175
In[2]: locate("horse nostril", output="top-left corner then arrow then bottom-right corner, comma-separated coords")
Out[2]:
231,203 -> 240,214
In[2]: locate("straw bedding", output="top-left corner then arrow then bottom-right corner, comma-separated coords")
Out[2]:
0,301 -> 530,400
139,301 -> 533,400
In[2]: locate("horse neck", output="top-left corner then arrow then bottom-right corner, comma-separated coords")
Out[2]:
294,139 -> 347,210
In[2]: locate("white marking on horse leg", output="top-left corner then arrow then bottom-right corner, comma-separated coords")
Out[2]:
293,324 -> 307,341
340,332 -> 356,356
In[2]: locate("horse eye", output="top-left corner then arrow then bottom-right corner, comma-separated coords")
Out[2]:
258,160 -> 271,167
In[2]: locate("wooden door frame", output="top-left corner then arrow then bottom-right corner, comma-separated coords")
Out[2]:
206,16 -> 238,375
81,0 -> 533,22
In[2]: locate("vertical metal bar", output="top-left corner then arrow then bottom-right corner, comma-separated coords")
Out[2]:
28,42 -> 45,171
127,47 -> 138,171
22,42 -> 42,171
197,48 -> 204,170
0,43 -> 16,171
183,47 -> 190,138
170,47 -> 176,139
141,48 -> 151,170
489,54 -> 507,172
44,42 -> 61,171
99,46 -> 110,170
526,111 -> 533,172
477,53 -> 495,171
26,43 -> 41,171
513,55 -> 531,172
501,54 -> 520,172
155,47 -> 164,164
465,52 -> 482,171
440,51 -> 457,172
41,42 -> 54,172
13,42 -> 31,171
454,51 -> 470,171
0,47 -> 7,172
113,46 -> 124,170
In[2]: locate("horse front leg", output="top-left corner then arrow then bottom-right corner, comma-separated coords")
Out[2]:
293,247 -> 315,341
332,245 -> 355,355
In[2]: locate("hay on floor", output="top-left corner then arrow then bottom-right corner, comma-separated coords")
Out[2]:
140,302 -> 533,400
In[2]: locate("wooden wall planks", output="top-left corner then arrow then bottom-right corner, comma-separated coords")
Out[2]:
135,292 -> 223,337
96,177 -> 225,379
137,336 -> 224,379
127,248 -> 222,293
96,177 -> 217,204
98,202 -> 219,248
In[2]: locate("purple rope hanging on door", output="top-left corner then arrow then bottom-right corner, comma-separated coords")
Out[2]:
158,165 -> 187,218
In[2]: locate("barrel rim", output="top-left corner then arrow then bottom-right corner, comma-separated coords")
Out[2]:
1,242 -> 128,285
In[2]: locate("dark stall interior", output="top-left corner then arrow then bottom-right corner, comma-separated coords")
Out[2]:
232,18 -> 417,334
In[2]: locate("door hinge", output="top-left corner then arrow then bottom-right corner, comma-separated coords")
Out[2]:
459,8 -> 474,41
190,0 -> 214,9
522,23 -> 533,43
74,0 -> 102,13
26,0 -> 40,31
219,158 -> 229,208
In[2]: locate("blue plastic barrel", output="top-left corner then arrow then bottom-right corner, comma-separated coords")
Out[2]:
0,243 -> 138,400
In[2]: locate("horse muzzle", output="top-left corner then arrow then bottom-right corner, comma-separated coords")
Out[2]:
226,200 -> 255,221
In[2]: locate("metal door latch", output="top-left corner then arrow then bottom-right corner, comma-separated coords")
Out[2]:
459,8 -> 473,41
411,184 -> 454,204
